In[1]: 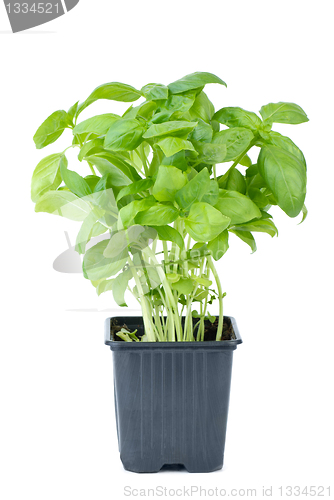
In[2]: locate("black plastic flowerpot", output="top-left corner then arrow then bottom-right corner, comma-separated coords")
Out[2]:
104,315 -> 242,473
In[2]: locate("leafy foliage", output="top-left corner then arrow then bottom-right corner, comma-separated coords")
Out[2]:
31,72 -> 309,342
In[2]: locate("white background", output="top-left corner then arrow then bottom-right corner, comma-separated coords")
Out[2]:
1,1 -> 333,498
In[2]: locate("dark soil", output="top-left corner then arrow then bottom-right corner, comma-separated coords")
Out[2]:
110,316 -> 235,342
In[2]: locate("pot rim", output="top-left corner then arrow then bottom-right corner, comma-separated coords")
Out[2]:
104,315 -> 242,350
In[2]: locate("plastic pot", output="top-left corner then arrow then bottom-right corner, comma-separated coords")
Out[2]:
104,315 -> 242,473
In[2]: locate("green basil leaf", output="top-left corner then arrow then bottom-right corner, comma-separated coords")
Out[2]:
135,205 -> 180,226
207,230 -> 229,261
35,190 -> 91,221
248,187 -> 270,208
96,279 -> 114,296
59,156 -> 92,198
78,139 -> 105,161
230,229 -> 256,253
258,144 -> 306,217
184,202 -> 230,242
112,268 -> 132,307
193,142 -> 227,164
31,153 -> 63,202
143,121 -> 198,139
75,212 -> 106,254
267,131 -> 306,168
190,119 -> 213,143
213,107 -> 262,132
157,137 -> 196,157
141,83 -> 169,100
104,118 -> 145,151
153,166 -> 187,202
212,127 -> 254,161
171,278 -> 195,295
260,102 -> 309,125
67,101 -> 79,123
188,91 -> 215,123
86,155 -> 131,186
104,226 -> 146,259
175,167 -> 211,209
116,179 -> 154,202
73,114 -> 120,136
33,110 -> 70,149
168,72 -> 226,94
161,150 -> 189,171
226,168 -> 247,194
119,197 -> 157,227
201,179 -> 219,205
215,189 -> 261,225
164,94 -> 195,114
83,239 -> 128,281
232,219 -> 278,237
78,82 -> 142,115
154,225 -> 184,249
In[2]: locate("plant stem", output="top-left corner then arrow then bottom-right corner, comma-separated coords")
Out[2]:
207,255 -> 224,341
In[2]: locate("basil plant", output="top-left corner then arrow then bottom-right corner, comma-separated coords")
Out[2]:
31,72 -> 308,342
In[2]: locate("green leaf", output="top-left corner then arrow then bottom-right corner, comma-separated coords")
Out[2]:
188,91 -> 215,123
103,226 -> 146,259
175,167 -> 211,209
89,152 -> 141,182
119,196 -> 157,227
83,240 -> 128,281
193,142 -> 227,164
96,279 -> 114,296
190,119 -> 213,143
164,94 -> 196,115
33,110 -> 70,149
112,269 -> 132,307
75,212 -> 106,254
141,83 -> 169,100
78,139 -> 104,161
135,205 -> 180,226
213,107 -> 262,132
31,153 -> 63,202
230,229 -> 256,253
104,118 -> 145,151
212,127 -> 254,161
168,72 -> 226,94
258,144 -> 306,217
153,166 -> 187,202
260,102 -> 309,125
184,202 -> 230,242
226,168 -> 247,194
85,155 -> 131,186
116,179 -> 154,202
157,137 -> 196,157
154,225 -> 184,249
248,187 -> 270,208
201,179 -> 219,205
78,82 -> 142,114
207,230 -> 229,261
215,189 -> 261,225
239,154 -> 252,167
298,204 -> 308,225
143,121 -> 198,139
35,190 -> 91,221
161,150 -> 189,171
67,101 -> 79,123
267,131 -> 306,168
171,278 -> 195,294
73,114 -> 120,136
59,156 -> 92,198
232,219 -> 278,237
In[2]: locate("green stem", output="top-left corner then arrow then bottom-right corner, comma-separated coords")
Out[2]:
207,255 -> 224,341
